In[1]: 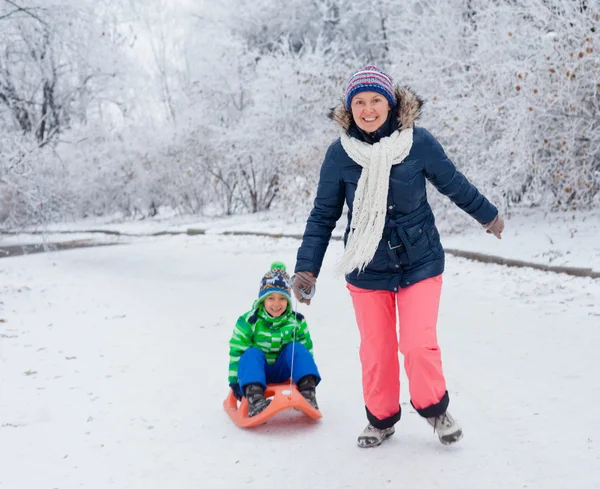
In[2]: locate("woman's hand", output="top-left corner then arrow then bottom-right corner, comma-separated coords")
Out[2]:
484,214 -> 505,239
292,272 -> 317,305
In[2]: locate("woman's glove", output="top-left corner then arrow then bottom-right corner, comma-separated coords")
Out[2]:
484,214 -> 505,239
292,271 -> 317,305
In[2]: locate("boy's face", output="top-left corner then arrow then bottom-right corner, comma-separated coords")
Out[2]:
263,293 -> 288,318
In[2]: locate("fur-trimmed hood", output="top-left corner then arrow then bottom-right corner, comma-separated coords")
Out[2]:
328,86 -> 424,133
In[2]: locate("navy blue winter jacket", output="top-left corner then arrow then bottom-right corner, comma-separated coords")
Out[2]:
295,87 -> 499,291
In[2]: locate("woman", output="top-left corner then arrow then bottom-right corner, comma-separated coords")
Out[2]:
292,66 -> 504,448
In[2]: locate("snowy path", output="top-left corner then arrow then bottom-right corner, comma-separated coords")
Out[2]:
1,234 -> 599,489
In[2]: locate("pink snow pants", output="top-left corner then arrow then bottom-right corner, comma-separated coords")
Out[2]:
347,275 -> 446,421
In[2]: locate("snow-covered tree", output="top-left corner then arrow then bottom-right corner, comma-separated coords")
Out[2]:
1,0 -> 598,230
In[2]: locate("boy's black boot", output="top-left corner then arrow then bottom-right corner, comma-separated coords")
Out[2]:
297,375 -> 319,410
244,383 -> 271,417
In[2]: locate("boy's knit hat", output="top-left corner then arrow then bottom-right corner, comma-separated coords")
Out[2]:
258,261 -> 291,302
344,65 -> 396,109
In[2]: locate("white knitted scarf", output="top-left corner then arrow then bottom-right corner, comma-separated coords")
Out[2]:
336,127 -> 414,276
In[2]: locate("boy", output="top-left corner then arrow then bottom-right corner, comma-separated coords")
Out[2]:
228,261 -> 320,417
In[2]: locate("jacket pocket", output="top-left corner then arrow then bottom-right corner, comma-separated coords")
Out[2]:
395,216 -> 431,265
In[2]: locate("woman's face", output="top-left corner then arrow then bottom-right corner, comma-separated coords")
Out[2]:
350,91 -> 391,133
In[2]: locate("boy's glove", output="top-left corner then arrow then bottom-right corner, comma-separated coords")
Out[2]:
292,271 -> 317,305
483,214 -> 505,239
229,382 -> 243,401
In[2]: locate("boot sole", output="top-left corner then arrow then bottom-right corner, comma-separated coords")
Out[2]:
440,429 -> 463,445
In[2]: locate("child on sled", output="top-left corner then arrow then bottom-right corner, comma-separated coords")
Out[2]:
227,261 -> 321,417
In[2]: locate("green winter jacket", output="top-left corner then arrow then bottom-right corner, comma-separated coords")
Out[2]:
227,301 -> 314,384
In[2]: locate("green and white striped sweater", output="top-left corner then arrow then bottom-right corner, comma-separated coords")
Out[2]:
228,302 -> 314,384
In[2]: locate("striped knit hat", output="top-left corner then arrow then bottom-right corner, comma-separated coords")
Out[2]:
258,261 -> 291,302
344,65 -> 396,109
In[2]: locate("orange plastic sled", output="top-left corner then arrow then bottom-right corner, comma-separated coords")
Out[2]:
223,382 -> 322,428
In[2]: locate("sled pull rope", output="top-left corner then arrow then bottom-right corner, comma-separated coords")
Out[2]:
288,296 -> 299,399
289,275 -> 314,400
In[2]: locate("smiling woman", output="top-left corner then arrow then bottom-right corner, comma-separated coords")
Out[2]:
293,64 -> 505,449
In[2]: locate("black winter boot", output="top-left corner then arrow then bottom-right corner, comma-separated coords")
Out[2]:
244,383 -> 271,417
297,375 -> 319,410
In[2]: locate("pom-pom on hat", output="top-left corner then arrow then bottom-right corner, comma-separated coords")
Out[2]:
344,65 -> 396,109
258,261 -> 291,302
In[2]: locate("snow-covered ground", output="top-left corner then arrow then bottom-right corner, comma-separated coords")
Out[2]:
3,207 -> 599,270
1,224 -> 600,488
